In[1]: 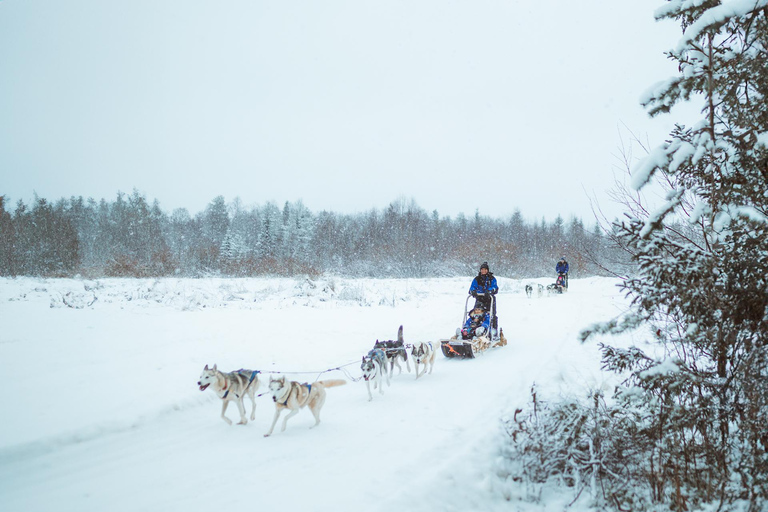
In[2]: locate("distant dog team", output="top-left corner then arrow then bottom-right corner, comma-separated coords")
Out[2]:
525,282 -> 555,297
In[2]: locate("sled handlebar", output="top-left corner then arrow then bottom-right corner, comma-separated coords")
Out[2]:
464,292 -> 496,324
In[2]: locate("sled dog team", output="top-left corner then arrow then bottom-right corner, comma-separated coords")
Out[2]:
197,325 -> 437,436
525,282 -> 566,297
361,325 -> 436,401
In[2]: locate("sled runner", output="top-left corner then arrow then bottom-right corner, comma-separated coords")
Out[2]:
440,293 -> 507,359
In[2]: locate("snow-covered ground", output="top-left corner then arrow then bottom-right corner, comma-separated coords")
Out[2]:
0,275 -> 642,512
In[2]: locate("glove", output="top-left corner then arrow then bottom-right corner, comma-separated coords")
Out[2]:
475,326 -> 486,336
470,291 -> 477,298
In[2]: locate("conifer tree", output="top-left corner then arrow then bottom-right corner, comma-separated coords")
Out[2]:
583,2 -> 768,509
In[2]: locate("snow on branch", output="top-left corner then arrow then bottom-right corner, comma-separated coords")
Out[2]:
675,0 -> 768,52
639,189 -> 685,238
733,206 -> 768,224
757,131 -> 768,149
637,358 -> 681,379
713,205 -> 768,234
639,77 -> 688,116
631,144 -> 670,191
655,0 -> 709,20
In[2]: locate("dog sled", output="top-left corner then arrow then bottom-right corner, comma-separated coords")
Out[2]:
547,273 -> 568,294
440,293 -> 507,359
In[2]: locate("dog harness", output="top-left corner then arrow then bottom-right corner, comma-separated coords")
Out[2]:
275,382 -> 311,406
221,380 -> 229,398
222,370 -> 260,399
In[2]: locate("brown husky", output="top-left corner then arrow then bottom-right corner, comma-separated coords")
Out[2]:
264,375 -> 346,437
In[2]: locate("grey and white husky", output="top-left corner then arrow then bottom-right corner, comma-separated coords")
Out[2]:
197,364 -> 260,425
264,375 -> 346,437
361,348 -> 390,401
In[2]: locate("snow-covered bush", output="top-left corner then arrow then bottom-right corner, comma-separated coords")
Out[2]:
496,385 -> 654,510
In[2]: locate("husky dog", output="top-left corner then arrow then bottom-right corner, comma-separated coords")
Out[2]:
361,348 -> 390,401
524,284 -> 533,298
547,283 -> 564,295
264,375 -> 346,437
410,341 -> 437,379
537,284 -> 545,297
197,364 -> 260,425
373,325 -> 411,375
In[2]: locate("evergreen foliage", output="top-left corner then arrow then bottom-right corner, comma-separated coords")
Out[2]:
0,192 -> 617,278
502,2 -> 768,510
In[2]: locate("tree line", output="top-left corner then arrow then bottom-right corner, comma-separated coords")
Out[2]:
0,192 -> 618,278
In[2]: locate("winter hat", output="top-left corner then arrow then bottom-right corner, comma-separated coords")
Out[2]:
480,262 -> 489,270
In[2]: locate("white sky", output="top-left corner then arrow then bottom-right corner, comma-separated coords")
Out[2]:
0,0 -> 698,222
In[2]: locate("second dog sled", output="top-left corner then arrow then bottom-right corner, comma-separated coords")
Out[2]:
440,293 -> 507,359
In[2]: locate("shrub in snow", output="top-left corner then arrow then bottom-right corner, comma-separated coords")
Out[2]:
497,385 -> 654,510
336,284 -> 370,306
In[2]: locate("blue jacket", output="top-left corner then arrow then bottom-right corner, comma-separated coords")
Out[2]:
463,311 -> 491,335
469,273 -> 498,296
556,261 -> 569,274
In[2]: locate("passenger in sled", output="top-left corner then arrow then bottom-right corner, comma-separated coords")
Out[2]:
458,306 -> 491,340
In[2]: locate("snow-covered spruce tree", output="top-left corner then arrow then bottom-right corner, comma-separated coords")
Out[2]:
497,2 -> 767,510
580,1 -> 768,510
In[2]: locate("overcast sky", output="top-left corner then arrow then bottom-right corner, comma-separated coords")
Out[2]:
0,0 -> 698,222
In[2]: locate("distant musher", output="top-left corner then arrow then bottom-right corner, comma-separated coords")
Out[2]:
556,256 -> 569,290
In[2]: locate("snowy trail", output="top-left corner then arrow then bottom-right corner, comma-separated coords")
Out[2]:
0,277 -> 630,512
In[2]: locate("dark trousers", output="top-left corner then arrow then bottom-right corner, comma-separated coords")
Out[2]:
474,296 -> 498,328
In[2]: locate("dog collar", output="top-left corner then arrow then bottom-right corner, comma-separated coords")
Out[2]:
274,384 -> 291,405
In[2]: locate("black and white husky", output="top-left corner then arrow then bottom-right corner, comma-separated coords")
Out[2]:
373,325 -> 411,375
410,341 -> 437,379
361,348 -> 390,401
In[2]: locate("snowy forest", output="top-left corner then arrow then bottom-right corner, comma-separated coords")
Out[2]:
0,192 -> 617,278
